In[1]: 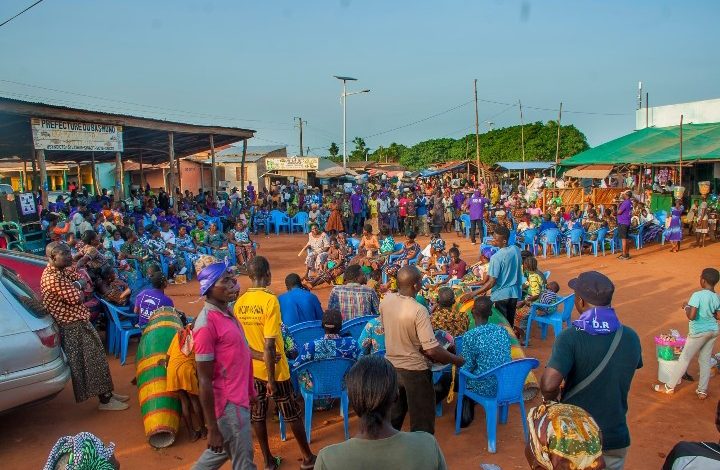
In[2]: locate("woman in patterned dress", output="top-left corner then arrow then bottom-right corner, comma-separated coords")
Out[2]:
383,231 -> 422,280
325,197 -> 344,234
462,296 -> 512,397
175,225 -> 201,268
304,234 -> 351,288
665,199 -> 684,252
301,223 -> 331,279
205,222 -> 229,260
120,229 -> 154,276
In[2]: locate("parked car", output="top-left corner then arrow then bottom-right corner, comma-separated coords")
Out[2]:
0,266 -> 70,413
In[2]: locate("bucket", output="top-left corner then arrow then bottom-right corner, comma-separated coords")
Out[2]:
673,186 -> 685,200
658,358 -> 680,386
699,181 -> 711,196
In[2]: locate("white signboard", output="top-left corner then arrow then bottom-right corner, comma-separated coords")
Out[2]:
18,193 -> 36,216
31,118 -> 123,152
266,157 -> 319,171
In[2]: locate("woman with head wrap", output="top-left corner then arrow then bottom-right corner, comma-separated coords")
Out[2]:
43,432 -> 118,470
191,262 -> 258,469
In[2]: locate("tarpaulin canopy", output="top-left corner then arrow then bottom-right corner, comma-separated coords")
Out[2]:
419,160 -> 469,177
563,164 -> 613,179
562,123 -> 720,166
494,161 -> 555,171
316,167 -> 358,178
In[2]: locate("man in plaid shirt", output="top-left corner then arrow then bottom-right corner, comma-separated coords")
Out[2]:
328,264 -> 380,320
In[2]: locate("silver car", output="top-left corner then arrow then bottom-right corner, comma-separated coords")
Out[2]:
0,266 -> 70,413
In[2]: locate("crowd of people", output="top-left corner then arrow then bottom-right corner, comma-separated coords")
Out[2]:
34,172 -> 720,470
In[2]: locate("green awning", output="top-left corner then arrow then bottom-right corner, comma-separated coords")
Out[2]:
562,122 -> 720,166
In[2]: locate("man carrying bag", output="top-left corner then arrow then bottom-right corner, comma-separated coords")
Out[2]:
540,271 -> 642,470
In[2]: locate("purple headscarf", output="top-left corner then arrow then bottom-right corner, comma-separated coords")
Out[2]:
198,262 -> 228,296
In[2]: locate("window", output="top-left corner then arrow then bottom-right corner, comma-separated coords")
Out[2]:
1,268 -> 47,318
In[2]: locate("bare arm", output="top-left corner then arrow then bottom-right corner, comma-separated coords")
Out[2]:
539,366 -> 564,401
684,304 -> 698,321
264,338 -> 277,395
475,276 -> 496,296
424,345 -> 465,367
196,360 -> 223,452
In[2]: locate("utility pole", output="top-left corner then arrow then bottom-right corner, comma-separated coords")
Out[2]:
474,79 -> 483,183
295,117 -> 306,156
555,102 -> 563,168
519,99 -> 526,180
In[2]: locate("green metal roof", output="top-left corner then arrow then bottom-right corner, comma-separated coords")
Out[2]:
561,122 -> 720,166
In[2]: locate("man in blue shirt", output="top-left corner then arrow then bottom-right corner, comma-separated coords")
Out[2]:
278,273 -> 324,327
475,225 -> 523,326
415,193 -> 429,236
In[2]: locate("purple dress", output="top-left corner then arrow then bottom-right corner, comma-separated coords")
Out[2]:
665,206 -> 683,242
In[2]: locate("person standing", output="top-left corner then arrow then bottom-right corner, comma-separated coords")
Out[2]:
380,266 -> 464,434
278,273 -> 324,327
416,192 -> 429,237
192,263 -> 257,470
350,187 -> 364,236
368,192 -> 379,234
452,188 -> 466,236
616,190 -> 633,260
475,225 -> 523,327
40,242 -> 129,411
540,271 -> 642,470
654,268 -> 720,399
234,257 -> 316,470
465,188 -> 489,245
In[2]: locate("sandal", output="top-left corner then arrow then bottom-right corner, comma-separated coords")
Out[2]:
653,384 -> 675,395
696,390 -> 708,400
300,455 -> 316,470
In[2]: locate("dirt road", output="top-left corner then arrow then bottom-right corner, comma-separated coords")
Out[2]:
2,233 -> 718,469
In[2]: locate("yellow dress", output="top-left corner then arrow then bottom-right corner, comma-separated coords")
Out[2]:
165,332 -> 199,395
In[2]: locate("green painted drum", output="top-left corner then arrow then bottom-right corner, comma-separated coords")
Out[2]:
136,307 -> 183,448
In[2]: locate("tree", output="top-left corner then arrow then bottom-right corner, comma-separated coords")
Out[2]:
350,137 -> 370,161
328,142 -> 339,158
377,122 -> 589,170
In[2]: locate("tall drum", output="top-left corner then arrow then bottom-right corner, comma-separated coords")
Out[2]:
135,307 -> 183,448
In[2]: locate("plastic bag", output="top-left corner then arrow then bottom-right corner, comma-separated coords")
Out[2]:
455,396 -> 475,428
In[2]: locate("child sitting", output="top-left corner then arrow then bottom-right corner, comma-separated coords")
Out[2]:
430,287 -> 468,337
537,281 -> 560,313
97,266 -> 132,306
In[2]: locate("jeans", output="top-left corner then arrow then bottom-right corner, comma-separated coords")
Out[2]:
602,447 -> 628,470
470,218 -> 483,243
391,368 -> 435,434
494,298 -> 518,328
666,330 -> 719,392
192,403 -> 256,470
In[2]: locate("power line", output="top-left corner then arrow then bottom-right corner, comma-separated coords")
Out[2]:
0,0 -> 45,29
0,78 -> 290,125
362,100 -> 473,140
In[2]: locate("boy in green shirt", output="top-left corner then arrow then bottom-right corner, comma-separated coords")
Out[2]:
655,268 -> 720,399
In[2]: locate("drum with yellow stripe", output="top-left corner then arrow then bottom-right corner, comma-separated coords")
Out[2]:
136,306 -> 183,448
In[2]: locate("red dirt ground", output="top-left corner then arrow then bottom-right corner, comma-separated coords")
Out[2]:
2,233 -> 719,469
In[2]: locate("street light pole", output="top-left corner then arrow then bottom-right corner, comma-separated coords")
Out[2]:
334,76 -> 369,170
342,80 -> 347,168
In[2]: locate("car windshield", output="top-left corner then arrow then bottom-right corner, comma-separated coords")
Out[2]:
1,268 -> 48,318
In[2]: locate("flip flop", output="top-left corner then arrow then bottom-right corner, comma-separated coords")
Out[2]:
696,390 -> 708,400
653,384 -> 674,395
300,456 -> 316,470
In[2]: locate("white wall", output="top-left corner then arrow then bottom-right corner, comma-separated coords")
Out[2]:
636,98 -> 720,129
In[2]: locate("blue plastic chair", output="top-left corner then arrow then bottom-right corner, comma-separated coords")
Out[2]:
455,358 -> 540,453
655,211 -> 667,226
565,228 -> 584,257
459,214 -> 471,238
340,315 -> 376,341
525,293 -> 575,347
288,321 -> 325,348
269,210 -> 291,235
293,358 -> 355,443
291,212 -> 309,234
348,238 -> 360,255
584,227 -> 609,256
253,214 -> 270,235
539,228 -> 560,258
508,230 -> 517,247
97,297 -> 140,365
520,228 -> 539,255
630,223 -> 645,249
605,227 -> 619,254
543,270 -> 550,280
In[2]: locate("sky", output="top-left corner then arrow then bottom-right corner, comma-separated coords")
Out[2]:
0,0 -> 718,156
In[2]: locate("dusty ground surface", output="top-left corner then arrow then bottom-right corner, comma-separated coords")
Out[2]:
2,232 -> 719,469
